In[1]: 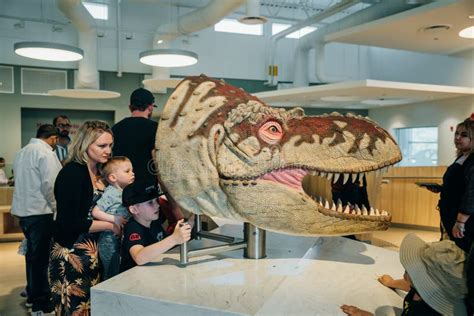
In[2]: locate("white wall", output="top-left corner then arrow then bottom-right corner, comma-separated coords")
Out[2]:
369,96 -> 474,166
0,93 -> 130,165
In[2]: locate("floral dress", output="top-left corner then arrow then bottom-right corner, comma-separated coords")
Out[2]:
49,189 -> 103,316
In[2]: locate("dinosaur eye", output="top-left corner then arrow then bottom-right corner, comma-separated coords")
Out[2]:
259,121 -> 283,144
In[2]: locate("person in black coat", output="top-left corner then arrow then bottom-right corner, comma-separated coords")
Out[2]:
49,120 -> 120,315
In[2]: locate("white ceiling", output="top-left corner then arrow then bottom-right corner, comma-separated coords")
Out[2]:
1,0 -> 472,104
254,79 -> 474,109
0,0 -> 365,31
326,0 -> 474,55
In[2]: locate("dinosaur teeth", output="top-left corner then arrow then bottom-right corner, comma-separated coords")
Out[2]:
343,205 -> 351,214
311,171 -> 368,184
313,191 -> 390,219
362,205 -> 368,216
342,173 -> 350,185
351,173 -> 358,183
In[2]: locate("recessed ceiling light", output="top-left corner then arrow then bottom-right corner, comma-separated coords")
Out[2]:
459,26 -> 474,39
320,95 -> 360,102
139,49 -> 198,67
14,42 -> 83,62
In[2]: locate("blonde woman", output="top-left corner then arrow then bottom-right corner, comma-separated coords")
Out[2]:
49,121 -> 120,315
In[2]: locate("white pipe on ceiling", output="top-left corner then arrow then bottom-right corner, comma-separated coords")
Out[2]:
150,0 -> 246,86
154,0 -> 246,43
57,0 -> 99,89
293,0 -> 429,86
267,0 -> 360,86
239,0 -> 267,24
117,0 -> 123,78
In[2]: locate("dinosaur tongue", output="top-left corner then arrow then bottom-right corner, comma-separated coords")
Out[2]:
260,169 -> 308,190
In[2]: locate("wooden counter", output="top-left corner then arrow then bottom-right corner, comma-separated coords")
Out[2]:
0,187 -> 22,241
374,166 -> 445,229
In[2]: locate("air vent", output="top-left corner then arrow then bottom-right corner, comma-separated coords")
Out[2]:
420,24 -> 451,34
21,68 -> 67,95
0,66 -> 14,93
239,16 -> 268,25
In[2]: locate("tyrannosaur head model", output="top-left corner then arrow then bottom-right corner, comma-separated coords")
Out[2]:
155,75 -> 402,236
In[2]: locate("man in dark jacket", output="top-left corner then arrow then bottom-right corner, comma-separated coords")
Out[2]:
112,88 -> 158,184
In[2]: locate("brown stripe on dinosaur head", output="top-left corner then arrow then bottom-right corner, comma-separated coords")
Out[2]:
171,75 -> 250,128
183,75 -> 262,138
281,116 -> 392,156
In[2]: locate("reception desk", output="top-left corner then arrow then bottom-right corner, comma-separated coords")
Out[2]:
91,223 -> 404,315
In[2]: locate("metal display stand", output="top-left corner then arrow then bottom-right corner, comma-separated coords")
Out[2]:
179,214 -> 266,265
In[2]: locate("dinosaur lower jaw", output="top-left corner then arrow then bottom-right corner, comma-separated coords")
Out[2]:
224,166 -> 391,223
220,178 -> 390,235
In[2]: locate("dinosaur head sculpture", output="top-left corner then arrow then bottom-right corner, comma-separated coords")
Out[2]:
155,75 -> 402,236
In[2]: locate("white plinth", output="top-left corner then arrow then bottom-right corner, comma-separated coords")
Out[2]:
91,224 -> 405,316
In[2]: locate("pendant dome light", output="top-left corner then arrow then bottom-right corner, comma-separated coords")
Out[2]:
14,41 -> 84,62
139,49 -> 198,67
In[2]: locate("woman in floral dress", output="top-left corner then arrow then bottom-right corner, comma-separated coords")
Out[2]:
49,121 -> 120,315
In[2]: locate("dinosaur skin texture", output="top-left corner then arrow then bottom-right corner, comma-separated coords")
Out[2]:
155,75 -> 402,236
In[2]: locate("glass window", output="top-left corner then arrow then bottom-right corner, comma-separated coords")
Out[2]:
272,23 -> 317,39
395,127 -> 438,166
83,2 -> 108,20
214,18 -> 262,36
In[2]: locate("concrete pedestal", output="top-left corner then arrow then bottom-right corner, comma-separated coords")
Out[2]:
91,223 -> 404,315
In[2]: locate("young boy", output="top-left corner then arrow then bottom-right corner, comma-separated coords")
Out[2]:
91,156 -> 135,280
120,181 -> 191,272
